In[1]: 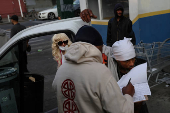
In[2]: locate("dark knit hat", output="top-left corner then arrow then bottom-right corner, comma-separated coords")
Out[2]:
75,25 -> 103,46
114,3 -> 124,15
10,15 -> 18,21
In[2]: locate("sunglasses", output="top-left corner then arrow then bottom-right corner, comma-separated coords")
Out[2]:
57,40 -> 68,46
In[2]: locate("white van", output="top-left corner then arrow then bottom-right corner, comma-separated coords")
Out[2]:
0,17 -> 89,113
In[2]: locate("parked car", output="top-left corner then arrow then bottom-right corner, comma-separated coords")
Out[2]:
38,5 -> 58,20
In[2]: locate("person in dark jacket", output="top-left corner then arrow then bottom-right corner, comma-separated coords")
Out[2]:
10,15 -> 26,38
10,15 -> 29,72
107,3 -> 136,46
80,3 -> 136,46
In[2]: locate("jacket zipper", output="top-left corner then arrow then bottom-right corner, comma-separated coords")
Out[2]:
117,22 -> 119,41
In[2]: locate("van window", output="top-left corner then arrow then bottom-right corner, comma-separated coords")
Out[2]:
0,44 -> 20,113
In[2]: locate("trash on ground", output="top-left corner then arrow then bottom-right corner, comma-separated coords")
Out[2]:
166,79 -> 170,85
38,49 -> 42,52
157,77 -> 170,83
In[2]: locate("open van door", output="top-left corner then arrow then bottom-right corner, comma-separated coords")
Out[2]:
0,17 -> 89,113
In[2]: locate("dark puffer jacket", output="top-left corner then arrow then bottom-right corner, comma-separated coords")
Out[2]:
107,3 -> 136,46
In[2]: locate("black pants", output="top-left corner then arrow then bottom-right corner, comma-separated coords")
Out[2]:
140,102 -> 149,113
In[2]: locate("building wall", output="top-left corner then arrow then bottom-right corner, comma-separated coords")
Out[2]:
92,24 -> 108,45
129,0 -> 170,43
79,0 -> 87,11
87,0 -> 100,20
0,0 -> 26,18
89,0 -> 170,44
133,13 -> 170,43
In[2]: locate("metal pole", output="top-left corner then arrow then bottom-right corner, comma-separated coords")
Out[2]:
18,0 -> 23,19
98,0 -> 103,20
7,15 -> 10,22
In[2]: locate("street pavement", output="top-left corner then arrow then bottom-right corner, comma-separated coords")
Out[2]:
147,82 -> 170,113
27,43 -> 58,112
27,34 -> 58,112
0,19 -> 58,31
25,22 -> 58,111
27,34 -> 57,112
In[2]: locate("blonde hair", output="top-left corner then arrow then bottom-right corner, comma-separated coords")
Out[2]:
52,33 -> 72,67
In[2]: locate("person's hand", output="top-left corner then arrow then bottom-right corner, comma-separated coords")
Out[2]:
58,17 -> 61,20
122,82 -> 135,97
80,9 -> 97,23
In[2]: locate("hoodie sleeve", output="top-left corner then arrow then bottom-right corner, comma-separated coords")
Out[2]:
101,76 -> 134,113
102,45 -> 112,56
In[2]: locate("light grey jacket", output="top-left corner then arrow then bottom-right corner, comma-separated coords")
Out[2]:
52,42 -> 134,113
102,45 -> 119,81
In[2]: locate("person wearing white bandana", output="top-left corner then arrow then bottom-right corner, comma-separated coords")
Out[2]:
103,37 -> 149,113
52,33 -> 72,69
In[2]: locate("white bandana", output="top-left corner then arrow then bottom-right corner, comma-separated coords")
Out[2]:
59,45 -> 68,51
112,37 -> 136,61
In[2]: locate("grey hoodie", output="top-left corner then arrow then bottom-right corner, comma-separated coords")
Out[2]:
52,42 -> 134,113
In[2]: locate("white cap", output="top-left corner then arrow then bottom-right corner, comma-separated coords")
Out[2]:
112,37 -> 136,61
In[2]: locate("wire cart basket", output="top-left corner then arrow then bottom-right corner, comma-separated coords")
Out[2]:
135,38 -> 170,87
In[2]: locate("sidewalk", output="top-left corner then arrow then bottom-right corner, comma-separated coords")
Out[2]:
0,16 -> 27,25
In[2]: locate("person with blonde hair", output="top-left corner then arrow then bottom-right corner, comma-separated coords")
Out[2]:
52,33 -> 72,69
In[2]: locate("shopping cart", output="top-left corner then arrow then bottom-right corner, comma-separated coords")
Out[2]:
135,38 -> 170,85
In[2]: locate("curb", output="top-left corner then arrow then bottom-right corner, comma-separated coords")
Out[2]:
0,20 -> 28,25
0,18 -> 41,25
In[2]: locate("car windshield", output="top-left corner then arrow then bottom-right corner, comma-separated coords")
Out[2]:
73,0 -> 79,4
